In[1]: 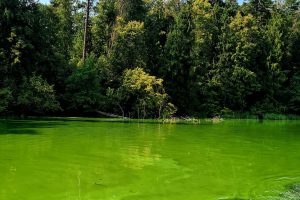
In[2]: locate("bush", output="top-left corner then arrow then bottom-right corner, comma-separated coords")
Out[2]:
17,74 -> 61,114
108,67 -> 176,118
65,56 -> 105,112
0,87 -> 13,114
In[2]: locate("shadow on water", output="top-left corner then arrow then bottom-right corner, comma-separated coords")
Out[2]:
0,120 -> 66,135
25,117 -> 216,126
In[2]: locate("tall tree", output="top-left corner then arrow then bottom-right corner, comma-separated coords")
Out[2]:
109,20 -> 147,75
163,1 -> 194,114
92,0 -> 116,57
115,0 -> 146,22
51,0 -> 74,59
83,0 -> 92,60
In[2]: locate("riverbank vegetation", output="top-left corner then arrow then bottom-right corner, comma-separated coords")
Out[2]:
1,0 -> 300,118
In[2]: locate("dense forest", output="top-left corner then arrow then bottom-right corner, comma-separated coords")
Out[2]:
0,0 -> 299,118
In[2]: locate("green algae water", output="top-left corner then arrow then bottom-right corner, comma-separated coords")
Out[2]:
1,119 -> 300,200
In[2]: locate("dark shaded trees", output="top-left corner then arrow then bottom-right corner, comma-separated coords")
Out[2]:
1,0 -> 300,118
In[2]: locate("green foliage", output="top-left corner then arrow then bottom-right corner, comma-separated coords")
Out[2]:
0,87 -> 13,114
92,0 -> 116,57
163,2 -> 194,114
144,0 -> 171,73
264,11 -> 289,96
1,0 -> 300,118
65,56 -> 105,112
247,0 -> 273,22
108,68 -> 176,118
51,0 -> 74,59
110,20 -> 147,74
289,74 -> 300,114
17,74 -> 61,114
223,12 -> 261,110
115,0 -> 146,22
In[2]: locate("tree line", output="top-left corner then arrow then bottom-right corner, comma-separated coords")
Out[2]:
0,0 -> 299,118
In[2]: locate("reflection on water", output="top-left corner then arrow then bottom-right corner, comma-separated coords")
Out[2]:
122,145 -> 161,170
0,119 -> 300,200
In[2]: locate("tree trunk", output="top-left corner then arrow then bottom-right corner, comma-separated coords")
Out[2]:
117,103 -> 125,118
158,104 -> 162,119
82,0 -> 91,60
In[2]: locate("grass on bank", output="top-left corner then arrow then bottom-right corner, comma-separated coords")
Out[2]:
221,113 -> 300,120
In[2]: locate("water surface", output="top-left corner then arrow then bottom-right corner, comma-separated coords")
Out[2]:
0,119 -> 300,200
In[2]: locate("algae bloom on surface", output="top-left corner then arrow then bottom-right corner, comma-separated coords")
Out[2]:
0,119 -> 300,200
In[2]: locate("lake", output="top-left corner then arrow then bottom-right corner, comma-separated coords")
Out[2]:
0,119 -> 300,200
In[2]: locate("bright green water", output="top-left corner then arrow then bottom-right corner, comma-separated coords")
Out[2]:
0,119 -> 300,200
